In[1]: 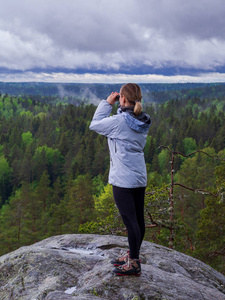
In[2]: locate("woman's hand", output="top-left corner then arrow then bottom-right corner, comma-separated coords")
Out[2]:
107,92 -> 120,105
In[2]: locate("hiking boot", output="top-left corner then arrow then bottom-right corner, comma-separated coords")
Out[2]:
111,250 -> 129,266
113,257 -> 141,276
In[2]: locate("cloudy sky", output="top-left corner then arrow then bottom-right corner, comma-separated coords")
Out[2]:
0,0 -> 225,83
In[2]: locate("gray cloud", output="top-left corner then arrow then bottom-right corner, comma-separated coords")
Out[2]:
136,0 -> 225,40
0,0 -> 225,75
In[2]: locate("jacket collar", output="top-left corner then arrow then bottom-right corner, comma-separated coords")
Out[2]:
118,104 -> 134,112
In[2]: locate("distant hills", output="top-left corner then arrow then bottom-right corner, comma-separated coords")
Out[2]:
0,82 -> 225,103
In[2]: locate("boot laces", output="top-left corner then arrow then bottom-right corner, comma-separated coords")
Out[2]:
119,256 -> 137,271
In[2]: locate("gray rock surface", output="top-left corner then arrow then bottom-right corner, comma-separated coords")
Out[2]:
0,234 -> 225,300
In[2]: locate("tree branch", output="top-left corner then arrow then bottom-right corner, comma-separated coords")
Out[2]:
206,247 -> 225,258
145,212 -> 172,230
158,145 -> 225,161
173,183 -> 218,198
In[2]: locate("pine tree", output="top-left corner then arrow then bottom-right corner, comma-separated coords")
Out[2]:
196,160 -> 225,275
65,174 -> 94,232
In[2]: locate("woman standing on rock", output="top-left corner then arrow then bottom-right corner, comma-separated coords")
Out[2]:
89,83 -> 151,276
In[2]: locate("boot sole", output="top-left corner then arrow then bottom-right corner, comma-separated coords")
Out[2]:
112,263 -> 125,266
115,272 -> 141,276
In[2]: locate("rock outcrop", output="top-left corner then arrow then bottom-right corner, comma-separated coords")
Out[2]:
0,234 -> 225,300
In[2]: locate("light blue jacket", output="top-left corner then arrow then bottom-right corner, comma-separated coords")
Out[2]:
89,100 -> 151,188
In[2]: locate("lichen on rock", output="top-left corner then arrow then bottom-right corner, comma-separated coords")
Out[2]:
0,234 -> 225,300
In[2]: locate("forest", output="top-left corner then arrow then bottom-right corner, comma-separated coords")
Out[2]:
0,85 -> 224,275
1,81 -> 225,104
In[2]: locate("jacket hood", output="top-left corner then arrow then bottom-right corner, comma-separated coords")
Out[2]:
117,106 -> 151,133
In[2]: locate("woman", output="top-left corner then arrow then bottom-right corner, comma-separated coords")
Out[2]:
89,83 -> 151,276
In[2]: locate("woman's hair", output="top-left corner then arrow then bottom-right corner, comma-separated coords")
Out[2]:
121,83 -> 142,116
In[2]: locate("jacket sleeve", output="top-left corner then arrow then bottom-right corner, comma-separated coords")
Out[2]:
89,100 -> 120,138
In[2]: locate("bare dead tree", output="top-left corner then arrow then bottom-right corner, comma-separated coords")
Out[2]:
152,145 -> 225,249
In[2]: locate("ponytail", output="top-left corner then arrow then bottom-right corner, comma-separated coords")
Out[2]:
134,101 -> 142,116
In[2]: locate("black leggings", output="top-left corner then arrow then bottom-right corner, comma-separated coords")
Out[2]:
113,186 -> 146,259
